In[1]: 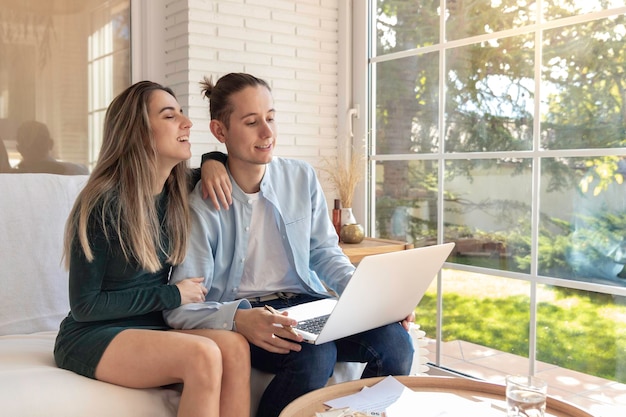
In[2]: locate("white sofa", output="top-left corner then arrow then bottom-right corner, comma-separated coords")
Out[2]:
0,173 -> 429,417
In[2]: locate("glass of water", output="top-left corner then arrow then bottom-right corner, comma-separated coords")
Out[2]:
506,375 -> 548,417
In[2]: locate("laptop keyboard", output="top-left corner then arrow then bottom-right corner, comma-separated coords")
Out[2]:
296,314 -> 330,334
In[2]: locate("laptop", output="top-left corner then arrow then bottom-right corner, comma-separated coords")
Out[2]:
281,242 -> 455,344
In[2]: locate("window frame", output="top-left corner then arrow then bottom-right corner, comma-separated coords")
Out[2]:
352,0 -> 626,376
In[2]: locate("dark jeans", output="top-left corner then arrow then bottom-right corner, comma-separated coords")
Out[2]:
249,295 -> 414,417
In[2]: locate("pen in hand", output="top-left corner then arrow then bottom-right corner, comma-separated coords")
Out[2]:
264,305 -> 300,337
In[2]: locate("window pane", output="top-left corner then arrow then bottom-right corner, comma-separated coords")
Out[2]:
375,0 -> 439,56
373,160 -> 438,244
541,15 -> 626,150
446,0 -> 537,41
540,156 -> 626,287
366,0 -> 626,408
445,35 -> 535,152
0,0 -> 130,173
418,270 -> 533,375
445,159 -> 532,273
543,0 -> 625,20
374,53 -> 440,155
537,286 -> 626,390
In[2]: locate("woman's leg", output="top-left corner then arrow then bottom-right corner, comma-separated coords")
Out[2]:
177,329 -> 251,417
96,329 -> 226,417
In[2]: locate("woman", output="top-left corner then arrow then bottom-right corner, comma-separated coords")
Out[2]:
54,81 -> 250,417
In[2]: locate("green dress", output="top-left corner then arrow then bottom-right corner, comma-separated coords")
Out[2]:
53,190 -> 181,379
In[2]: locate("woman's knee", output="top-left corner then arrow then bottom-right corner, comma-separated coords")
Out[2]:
229,331 -> 250,352
184,337 -> 223,377
222,331 -> 251,367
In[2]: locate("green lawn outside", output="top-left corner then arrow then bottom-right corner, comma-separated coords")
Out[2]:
415,281 -> 626,383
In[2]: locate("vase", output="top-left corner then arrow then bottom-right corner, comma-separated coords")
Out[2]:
340,207 -> 357,226
340,223 -> 364,244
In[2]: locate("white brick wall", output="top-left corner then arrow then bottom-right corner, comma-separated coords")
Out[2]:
153,0 -> 342,196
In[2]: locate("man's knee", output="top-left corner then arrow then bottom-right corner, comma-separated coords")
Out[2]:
358,324 -> 413,375
380,324 -> 414,373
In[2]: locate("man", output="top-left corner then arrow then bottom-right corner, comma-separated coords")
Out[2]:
164,73 -> 414,417
15,121 -> 89,175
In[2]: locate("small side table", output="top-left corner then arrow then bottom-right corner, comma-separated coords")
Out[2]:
339,237 -> 414,264
278,375 -> 594,417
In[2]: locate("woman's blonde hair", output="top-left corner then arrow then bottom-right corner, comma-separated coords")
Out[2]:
63,81 -> 190,272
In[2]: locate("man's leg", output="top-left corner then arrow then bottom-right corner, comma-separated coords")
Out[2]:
251,341 -> 337,417
335,322 -> 414,378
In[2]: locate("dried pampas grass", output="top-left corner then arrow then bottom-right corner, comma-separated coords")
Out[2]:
319,151 -> 363,208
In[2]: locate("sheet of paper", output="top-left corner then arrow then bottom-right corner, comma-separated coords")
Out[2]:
324,376 -> 501,417
324,376 -> 409,413
386,391 -> 499,417
316,408 -> 351,417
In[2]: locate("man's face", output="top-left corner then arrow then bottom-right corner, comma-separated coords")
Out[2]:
222,85 -> 277,167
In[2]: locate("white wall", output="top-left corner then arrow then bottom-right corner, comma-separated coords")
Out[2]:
134,0 -> 346,201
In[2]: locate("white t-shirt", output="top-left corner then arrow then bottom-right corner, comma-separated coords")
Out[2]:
236,192 -> 305,298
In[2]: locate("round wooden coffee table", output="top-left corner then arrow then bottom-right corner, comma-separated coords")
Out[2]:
278,376 -> 593,417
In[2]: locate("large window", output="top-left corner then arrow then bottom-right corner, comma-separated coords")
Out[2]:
365,0 -> 626,395
0,0 -> 130,174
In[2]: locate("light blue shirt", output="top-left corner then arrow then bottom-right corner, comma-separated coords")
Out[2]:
164,157 -> 355,330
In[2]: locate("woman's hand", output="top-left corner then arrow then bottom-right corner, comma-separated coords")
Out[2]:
201,159 -> 232,210
176,277 -> 207,305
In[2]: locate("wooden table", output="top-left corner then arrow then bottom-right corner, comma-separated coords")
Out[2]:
339,237 -> 414,264
278,376 -> 593,417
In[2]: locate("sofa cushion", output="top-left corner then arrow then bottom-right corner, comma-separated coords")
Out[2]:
0,331 -> 180,417
0,174 -> 88,336
0,331 -> 370,417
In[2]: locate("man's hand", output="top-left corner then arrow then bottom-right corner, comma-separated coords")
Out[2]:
234,308 -> 303,354
200,159 -> 232,210
400,311 -> 416,331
